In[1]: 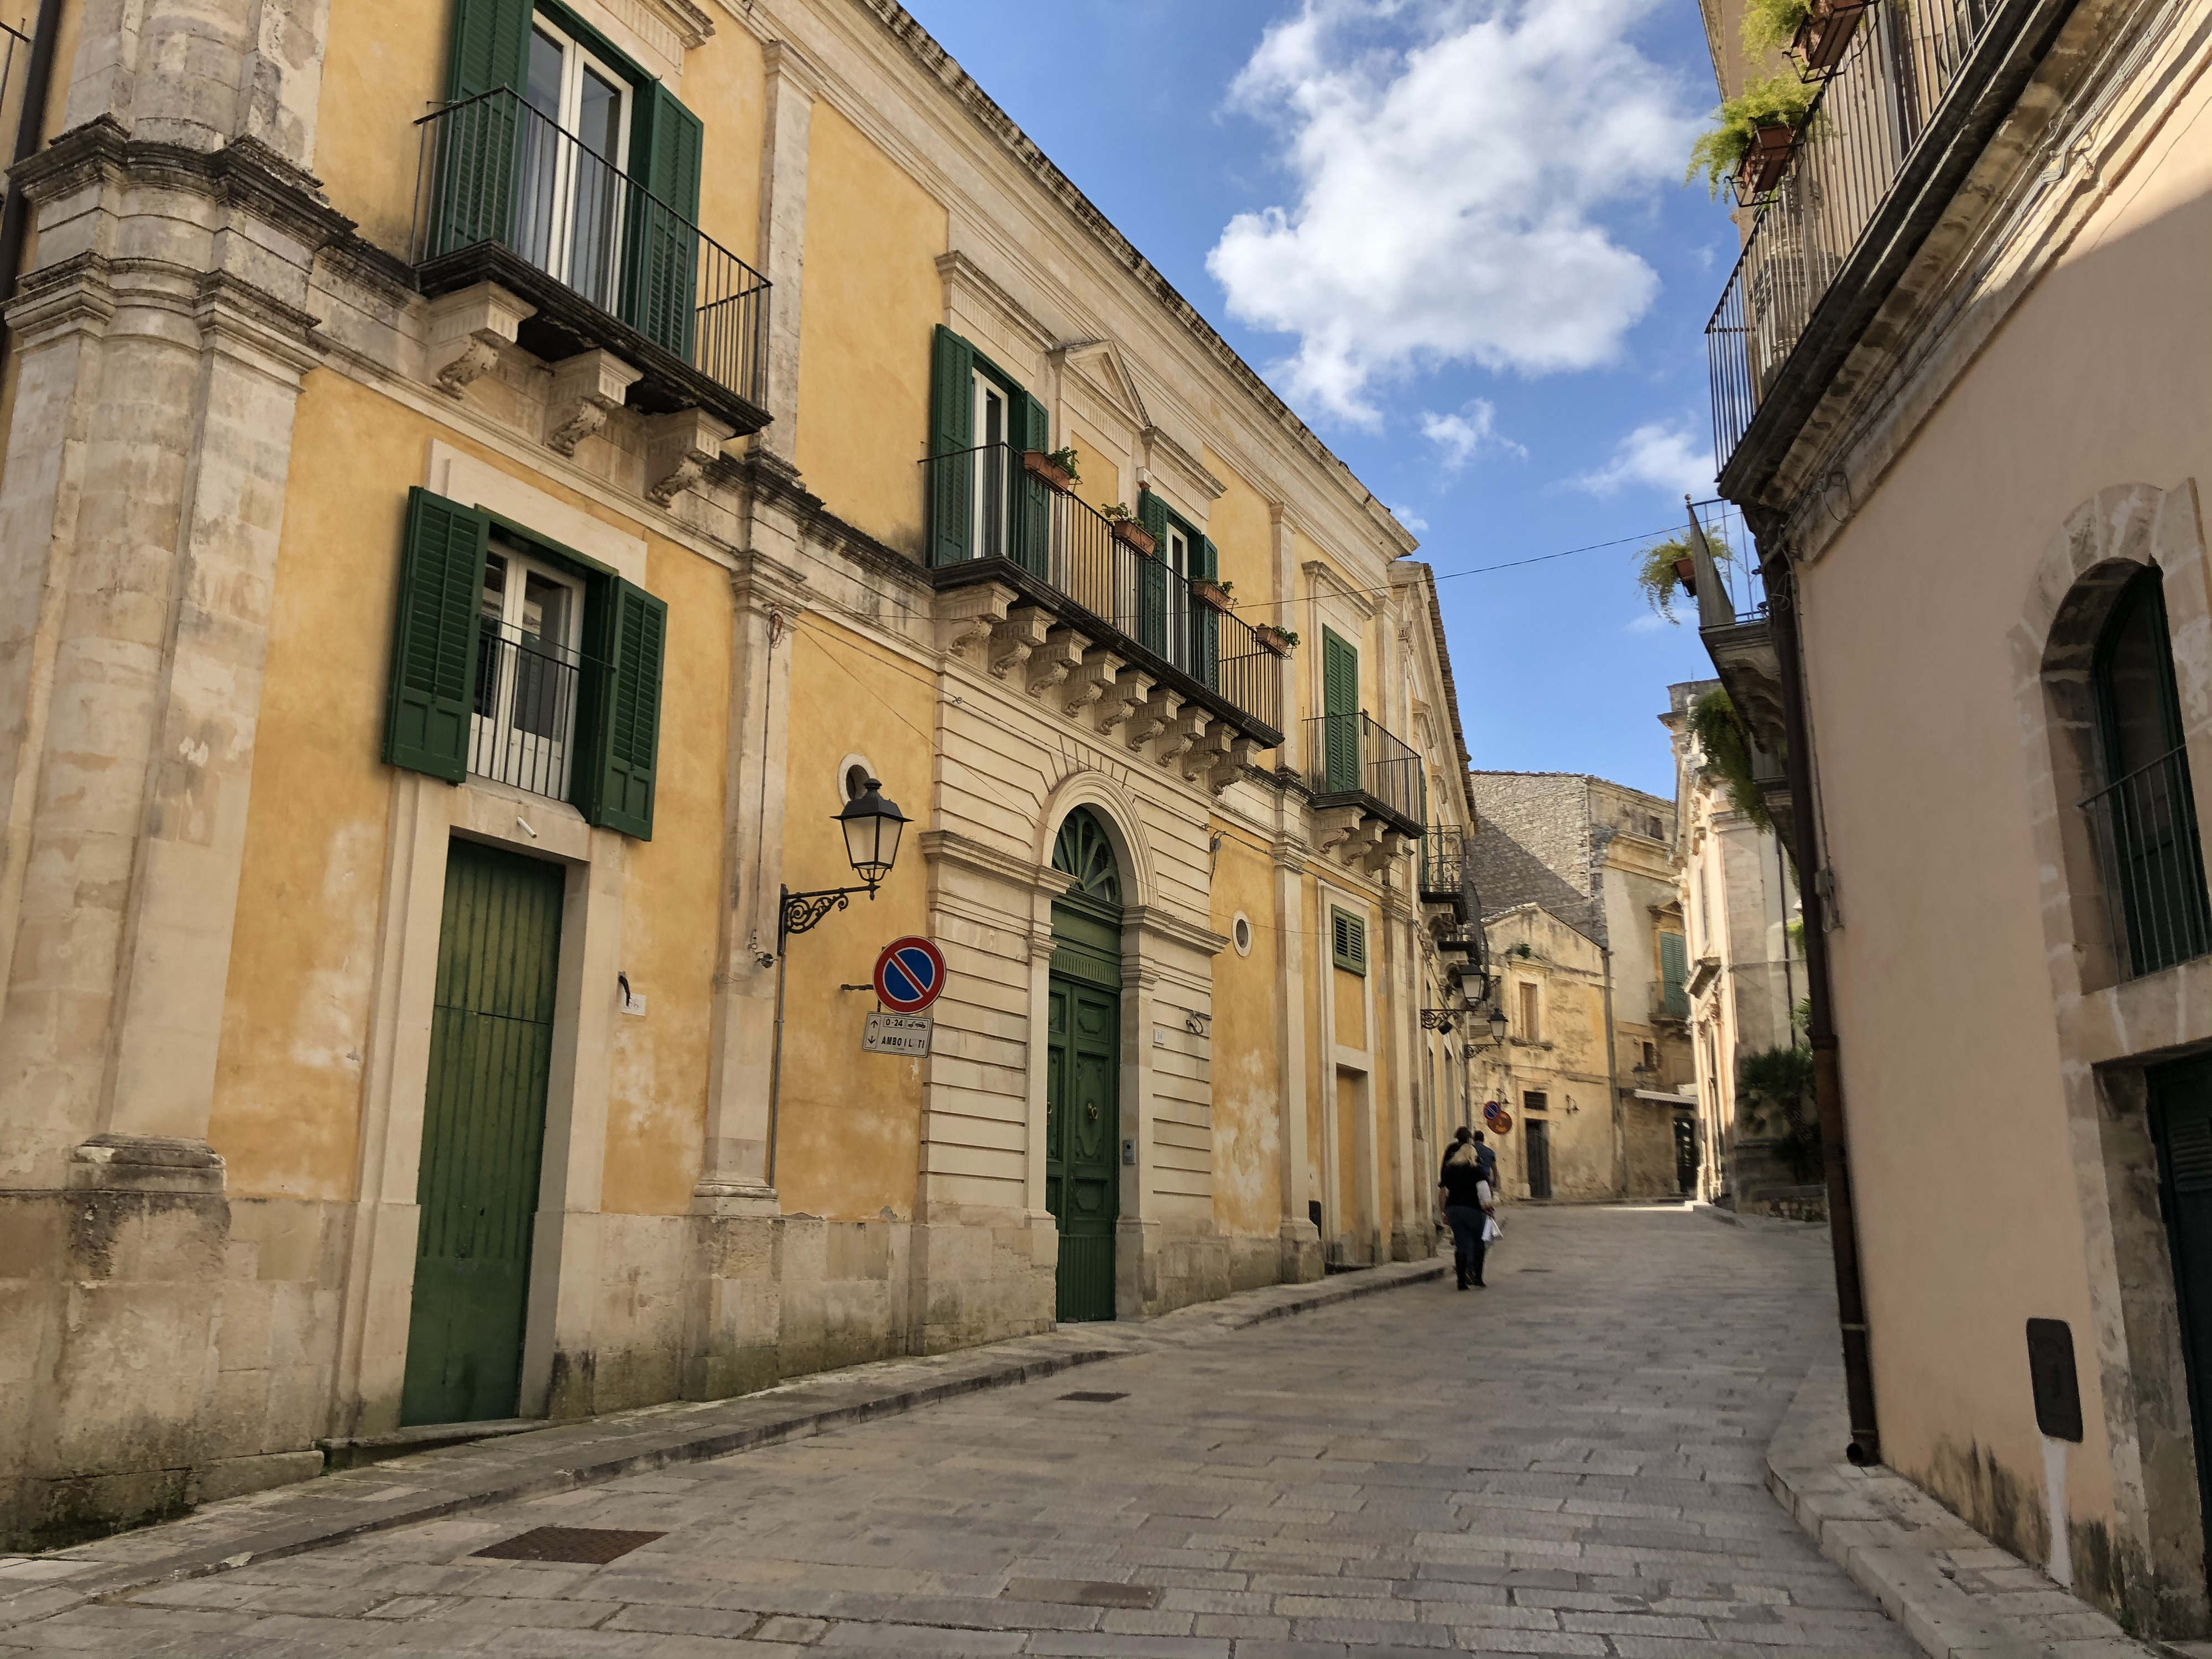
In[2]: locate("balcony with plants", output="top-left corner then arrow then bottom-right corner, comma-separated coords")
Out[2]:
1697,0 -> 2006,483
920,443 -> 1285,754
413,88 -> 772,436
1306,712 -> 1424,873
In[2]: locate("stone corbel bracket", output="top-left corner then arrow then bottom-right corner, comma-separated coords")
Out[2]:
1181,721 -> 1233,784
1208,735 -> 1263,796
545,349 -> 642,456
1096,671 -> 1154,735
1026,626 -> 1089,700
1366,827 -> 1413,877
1063,647 -> 1123,717
427,281 -> 534,397
1314,805 -> 1365,858
646,407 -> 737,507
1126,686 -> 1182,752
938,582 -> 1016,658
1159,706 -> 1209,769
988,606 -> 1052,680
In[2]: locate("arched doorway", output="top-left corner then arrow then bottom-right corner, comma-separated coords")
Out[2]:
1048,807 -> 1123,1321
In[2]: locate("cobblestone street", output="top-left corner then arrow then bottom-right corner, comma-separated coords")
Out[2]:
3,1207 -> 1916,1658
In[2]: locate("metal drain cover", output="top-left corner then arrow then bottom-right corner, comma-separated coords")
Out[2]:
1058,1390 -> 1128,1403
473,1526 -> 666,1564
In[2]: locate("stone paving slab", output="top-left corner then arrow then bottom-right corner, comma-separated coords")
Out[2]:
0,1255 -> 1453,1634
1764,1360 -> 2157,1659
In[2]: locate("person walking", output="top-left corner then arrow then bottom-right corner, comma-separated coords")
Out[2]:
1438,1125 -> 1494,1290
1471,1129 -> 1498,1190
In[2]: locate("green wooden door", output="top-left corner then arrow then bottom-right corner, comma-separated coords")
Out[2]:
401,839 -> 566,1426
1322,627 -> 1360,793
1048,810 -> 1123,1322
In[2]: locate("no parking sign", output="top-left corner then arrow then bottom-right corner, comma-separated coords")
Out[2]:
873,937 -> 947,1014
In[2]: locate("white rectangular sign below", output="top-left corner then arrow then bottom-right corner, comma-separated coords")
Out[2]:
862,1011 -> 934,1057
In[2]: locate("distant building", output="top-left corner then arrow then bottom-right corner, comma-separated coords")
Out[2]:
1661,681 -> 1810,1215
1467,773 -> 1694,1200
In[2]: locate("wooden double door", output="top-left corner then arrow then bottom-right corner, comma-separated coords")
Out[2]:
401,839 -> 565,1426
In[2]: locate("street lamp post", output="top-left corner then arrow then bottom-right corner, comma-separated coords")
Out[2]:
767,778 -> 910,1186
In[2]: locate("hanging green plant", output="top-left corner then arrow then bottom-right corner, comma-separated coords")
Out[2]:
1636,536 -> 1697,622
1685,74 -> 1818,198
1741,0 -> 1813,55
1687,687 -> 1780,839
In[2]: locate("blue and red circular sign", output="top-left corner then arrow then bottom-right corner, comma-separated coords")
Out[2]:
1483,1100 -> 1514,1135
874,937 -> 947,1014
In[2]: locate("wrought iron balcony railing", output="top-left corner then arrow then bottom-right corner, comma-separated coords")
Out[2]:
2081,746 -> 2212,980
921,444 -> 1284,744
1421,826 -> 1479,919
1705,0 -> 2001,473
413,89 -> 770,430
1688,498 -> 1766,625
1306,712 -> 1423,836
472,622 -> 587,802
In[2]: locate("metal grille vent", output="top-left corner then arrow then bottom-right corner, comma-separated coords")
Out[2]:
2171,1115 -> 2212,1194
474,1527 -> 666,1564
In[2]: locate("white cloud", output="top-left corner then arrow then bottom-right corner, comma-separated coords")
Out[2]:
1419,399 -> 1526,469
1208,0 -> 1697,426
1391,504 -> 1431,531
1569,419 -> 1713,500
1624,611 -> 1671,634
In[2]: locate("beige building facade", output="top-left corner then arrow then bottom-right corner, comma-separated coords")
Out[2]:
0,0 -> 1482,1547
1698,0 -> 2212,1633
1467,773 -> 1695,1201
1661,679 -> 1810,1214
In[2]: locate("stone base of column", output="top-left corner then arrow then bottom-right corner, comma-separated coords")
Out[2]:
690,1180 -> 782,1218
66,1134 -> 227,1194
1279,1217 -> 1324,1285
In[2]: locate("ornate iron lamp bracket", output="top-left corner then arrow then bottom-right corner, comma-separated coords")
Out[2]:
779,881 -> 877,945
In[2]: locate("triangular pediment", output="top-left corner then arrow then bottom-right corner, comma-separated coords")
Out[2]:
1057,338 -> 1149,431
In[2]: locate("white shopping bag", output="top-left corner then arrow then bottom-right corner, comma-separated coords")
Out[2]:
1481,1215 -> 1501,1244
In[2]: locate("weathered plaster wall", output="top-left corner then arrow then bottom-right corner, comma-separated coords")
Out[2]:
1209,828 -> 1281,1241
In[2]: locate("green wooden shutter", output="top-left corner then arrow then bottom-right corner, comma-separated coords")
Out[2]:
446,0 -> 531,98
927,325 -> 975,567
583,580 -> 667,839
1011,390 -> 1053,579
1197,535 -> 1222,689
431,0 -> 533,258
1136,489 -> 1168,656
623,84 -> 704,358
384,487 -> 491,784
1661,931 -> 1689,1016
1322,627 -> 1359,792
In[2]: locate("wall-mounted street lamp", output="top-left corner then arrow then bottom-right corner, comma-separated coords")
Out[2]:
779,778 -> 910,943
1420,1009 -> 1457,1035
767,776 -> 910,1191
1484,1003 -> 1510,1045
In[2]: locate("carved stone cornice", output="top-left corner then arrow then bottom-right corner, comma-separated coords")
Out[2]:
1124,903 -> 1230,959
936,249 -> 1055,356
920,828 -> 1070,899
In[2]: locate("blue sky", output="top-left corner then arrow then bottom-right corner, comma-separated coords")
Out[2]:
906,0 -> 1738,797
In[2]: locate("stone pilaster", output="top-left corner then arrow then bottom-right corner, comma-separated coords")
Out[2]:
754,42 -> 819,463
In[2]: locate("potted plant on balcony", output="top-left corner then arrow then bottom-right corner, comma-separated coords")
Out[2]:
1685,72 -> 1818,203
1023,444 -> 1081,492
1191,575 -> 1234,613
1637,536 -> 1698,622
1743,0 -> 1869,76
1254,624 -> 1299,658
1102,502 -> 1155,556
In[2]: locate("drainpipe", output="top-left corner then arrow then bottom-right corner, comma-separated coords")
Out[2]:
1600,943 -> 1625,1197
1767,552 -> 1881,1467
0,0 -> 65,387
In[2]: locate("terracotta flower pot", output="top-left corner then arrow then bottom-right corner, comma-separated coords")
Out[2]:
1190,579 -> 1233,613
1022,450 -> 1073,492
1793,0 -> 1866,74
1673,555 -> 1699,600
1110,519 -> 1156,556
1736,123 -> 1797,202
1255,625 -> 1295,658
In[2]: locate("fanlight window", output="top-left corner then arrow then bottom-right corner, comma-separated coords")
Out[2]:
1052,809 -> 1122,910
2083,567 -> 2212,978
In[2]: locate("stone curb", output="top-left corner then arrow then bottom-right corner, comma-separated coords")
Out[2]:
1765,1359 -> 2157,1659
0,1254 -> 1450,1630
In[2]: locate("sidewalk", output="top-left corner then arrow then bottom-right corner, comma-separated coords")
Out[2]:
1766,1359 -> 2158,1659
0,1251 -> 1455,1634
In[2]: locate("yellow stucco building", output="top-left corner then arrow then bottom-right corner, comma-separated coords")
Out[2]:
0,0 -> 1487,1545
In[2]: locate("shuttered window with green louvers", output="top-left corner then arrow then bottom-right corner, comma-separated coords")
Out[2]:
384,487 -> 668,839
927,325 -> 1051,573
384,488 -> 493,782
1332,907 -> 1368,975
624,82 -> 705,357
